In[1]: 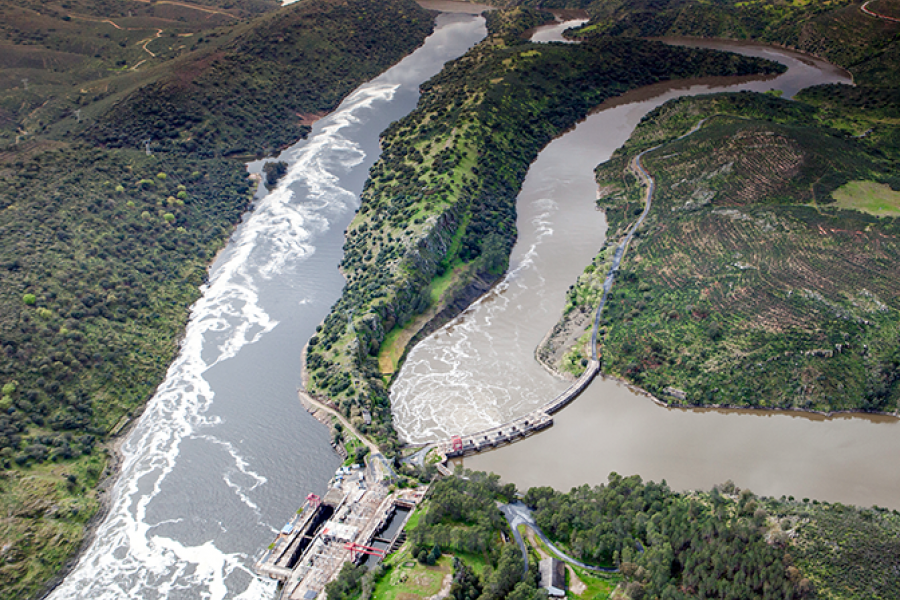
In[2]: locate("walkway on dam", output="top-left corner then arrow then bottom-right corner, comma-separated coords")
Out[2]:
437,358 -> 599,459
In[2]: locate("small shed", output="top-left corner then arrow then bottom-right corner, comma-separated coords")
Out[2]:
539,557 -> 566,598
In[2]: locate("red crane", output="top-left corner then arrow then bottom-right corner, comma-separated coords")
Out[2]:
345,542 -> 387,561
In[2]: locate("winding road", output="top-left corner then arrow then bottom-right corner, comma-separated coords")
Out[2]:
861,0 -> 900,23
588,147 -> 657,360
589,116 -> 712,360
500,502 -> 618,574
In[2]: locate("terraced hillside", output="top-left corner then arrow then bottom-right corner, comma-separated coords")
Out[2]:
553,91 -> 900,412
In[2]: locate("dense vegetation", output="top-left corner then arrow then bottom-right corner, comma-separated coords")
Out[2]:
524,475 -> 900,600
0,0 -> 435,597
549,90 -> 900,413
305,9 -> 782,453
400,473 -> 549,600
0,0 -> 278,148
376,472 -> 900,600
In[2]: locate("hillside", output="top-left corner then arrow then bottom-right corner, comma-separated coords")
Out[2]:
579,0 -> 900,86
0,0 -> 281,147
546,91 -> 900,413
0,0 -> 435,597
304,9 -> 784,453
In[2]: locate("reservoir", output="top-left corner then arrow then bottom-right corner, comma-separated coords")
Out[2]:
395,26 -> 900,510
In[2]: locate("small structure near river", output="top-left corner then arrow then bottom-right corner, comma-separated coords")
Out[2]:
255,464 -> 424,600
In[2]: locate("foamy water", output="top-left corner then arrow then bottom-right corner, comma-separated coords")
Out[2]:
51,14 -> 486,599
392,197 -> 578,440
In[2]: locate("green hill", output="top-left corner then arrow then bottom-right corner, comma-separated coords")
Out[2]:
550,91 -> 900,413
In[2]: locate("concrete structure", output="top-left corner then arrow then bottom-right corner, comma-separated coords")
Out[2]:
434,359 -> 599,461
255,464 -> 424,600
540,558 -> 566,597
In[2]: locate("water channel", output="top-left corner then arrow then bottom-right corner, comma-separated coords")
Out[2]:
395,22 -> 900,510
49,12 -> 487,600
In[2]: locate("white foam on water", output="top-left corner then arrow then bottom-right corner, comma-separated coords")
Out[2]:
49,75 -> 402,600
391,196 -> 569,443
50,14 -> 488,599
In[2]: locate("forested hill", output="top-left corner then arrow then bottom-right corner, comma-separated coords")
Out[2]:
86,0 -> 435,157
0,0 -> 434,598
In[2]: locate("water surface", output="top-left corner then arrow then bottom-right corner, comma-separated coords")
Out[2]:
50,13 -> 486,600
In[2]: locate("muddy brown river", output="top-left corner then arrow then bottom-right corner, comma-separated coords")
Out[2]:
395,22 -> 900,510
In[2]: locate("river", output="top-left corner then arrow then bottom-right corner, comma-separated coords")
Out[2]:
48,12 -> 487,600
394,23 -> 900,510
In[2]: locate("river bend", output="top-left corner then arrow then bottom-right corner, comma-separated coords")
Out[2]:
395,24 -> 900,510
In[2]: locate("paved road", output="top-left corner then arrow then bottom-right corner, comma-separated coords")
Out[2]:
500,502 -> 618,573
589,146 -> 658,360
589,118 -> 712,360
299,390 -> 396,481
861,0 -> 900,22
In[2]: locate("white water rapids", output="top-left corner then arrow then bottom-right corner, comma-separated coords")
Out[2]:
50,13 -> 486,600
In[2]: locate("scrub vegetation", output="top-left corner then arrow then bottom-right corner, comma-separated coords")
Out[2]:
550,90 -> 900,413
0,0 -> 435,597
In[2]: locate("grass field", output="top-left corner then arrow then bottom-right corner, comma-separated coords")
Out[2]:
374,552 -> 452,600
831,180 -> 900,216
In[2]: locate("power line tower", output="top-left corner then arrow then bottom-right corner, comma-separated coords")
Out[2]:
143,139 -> 153,156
